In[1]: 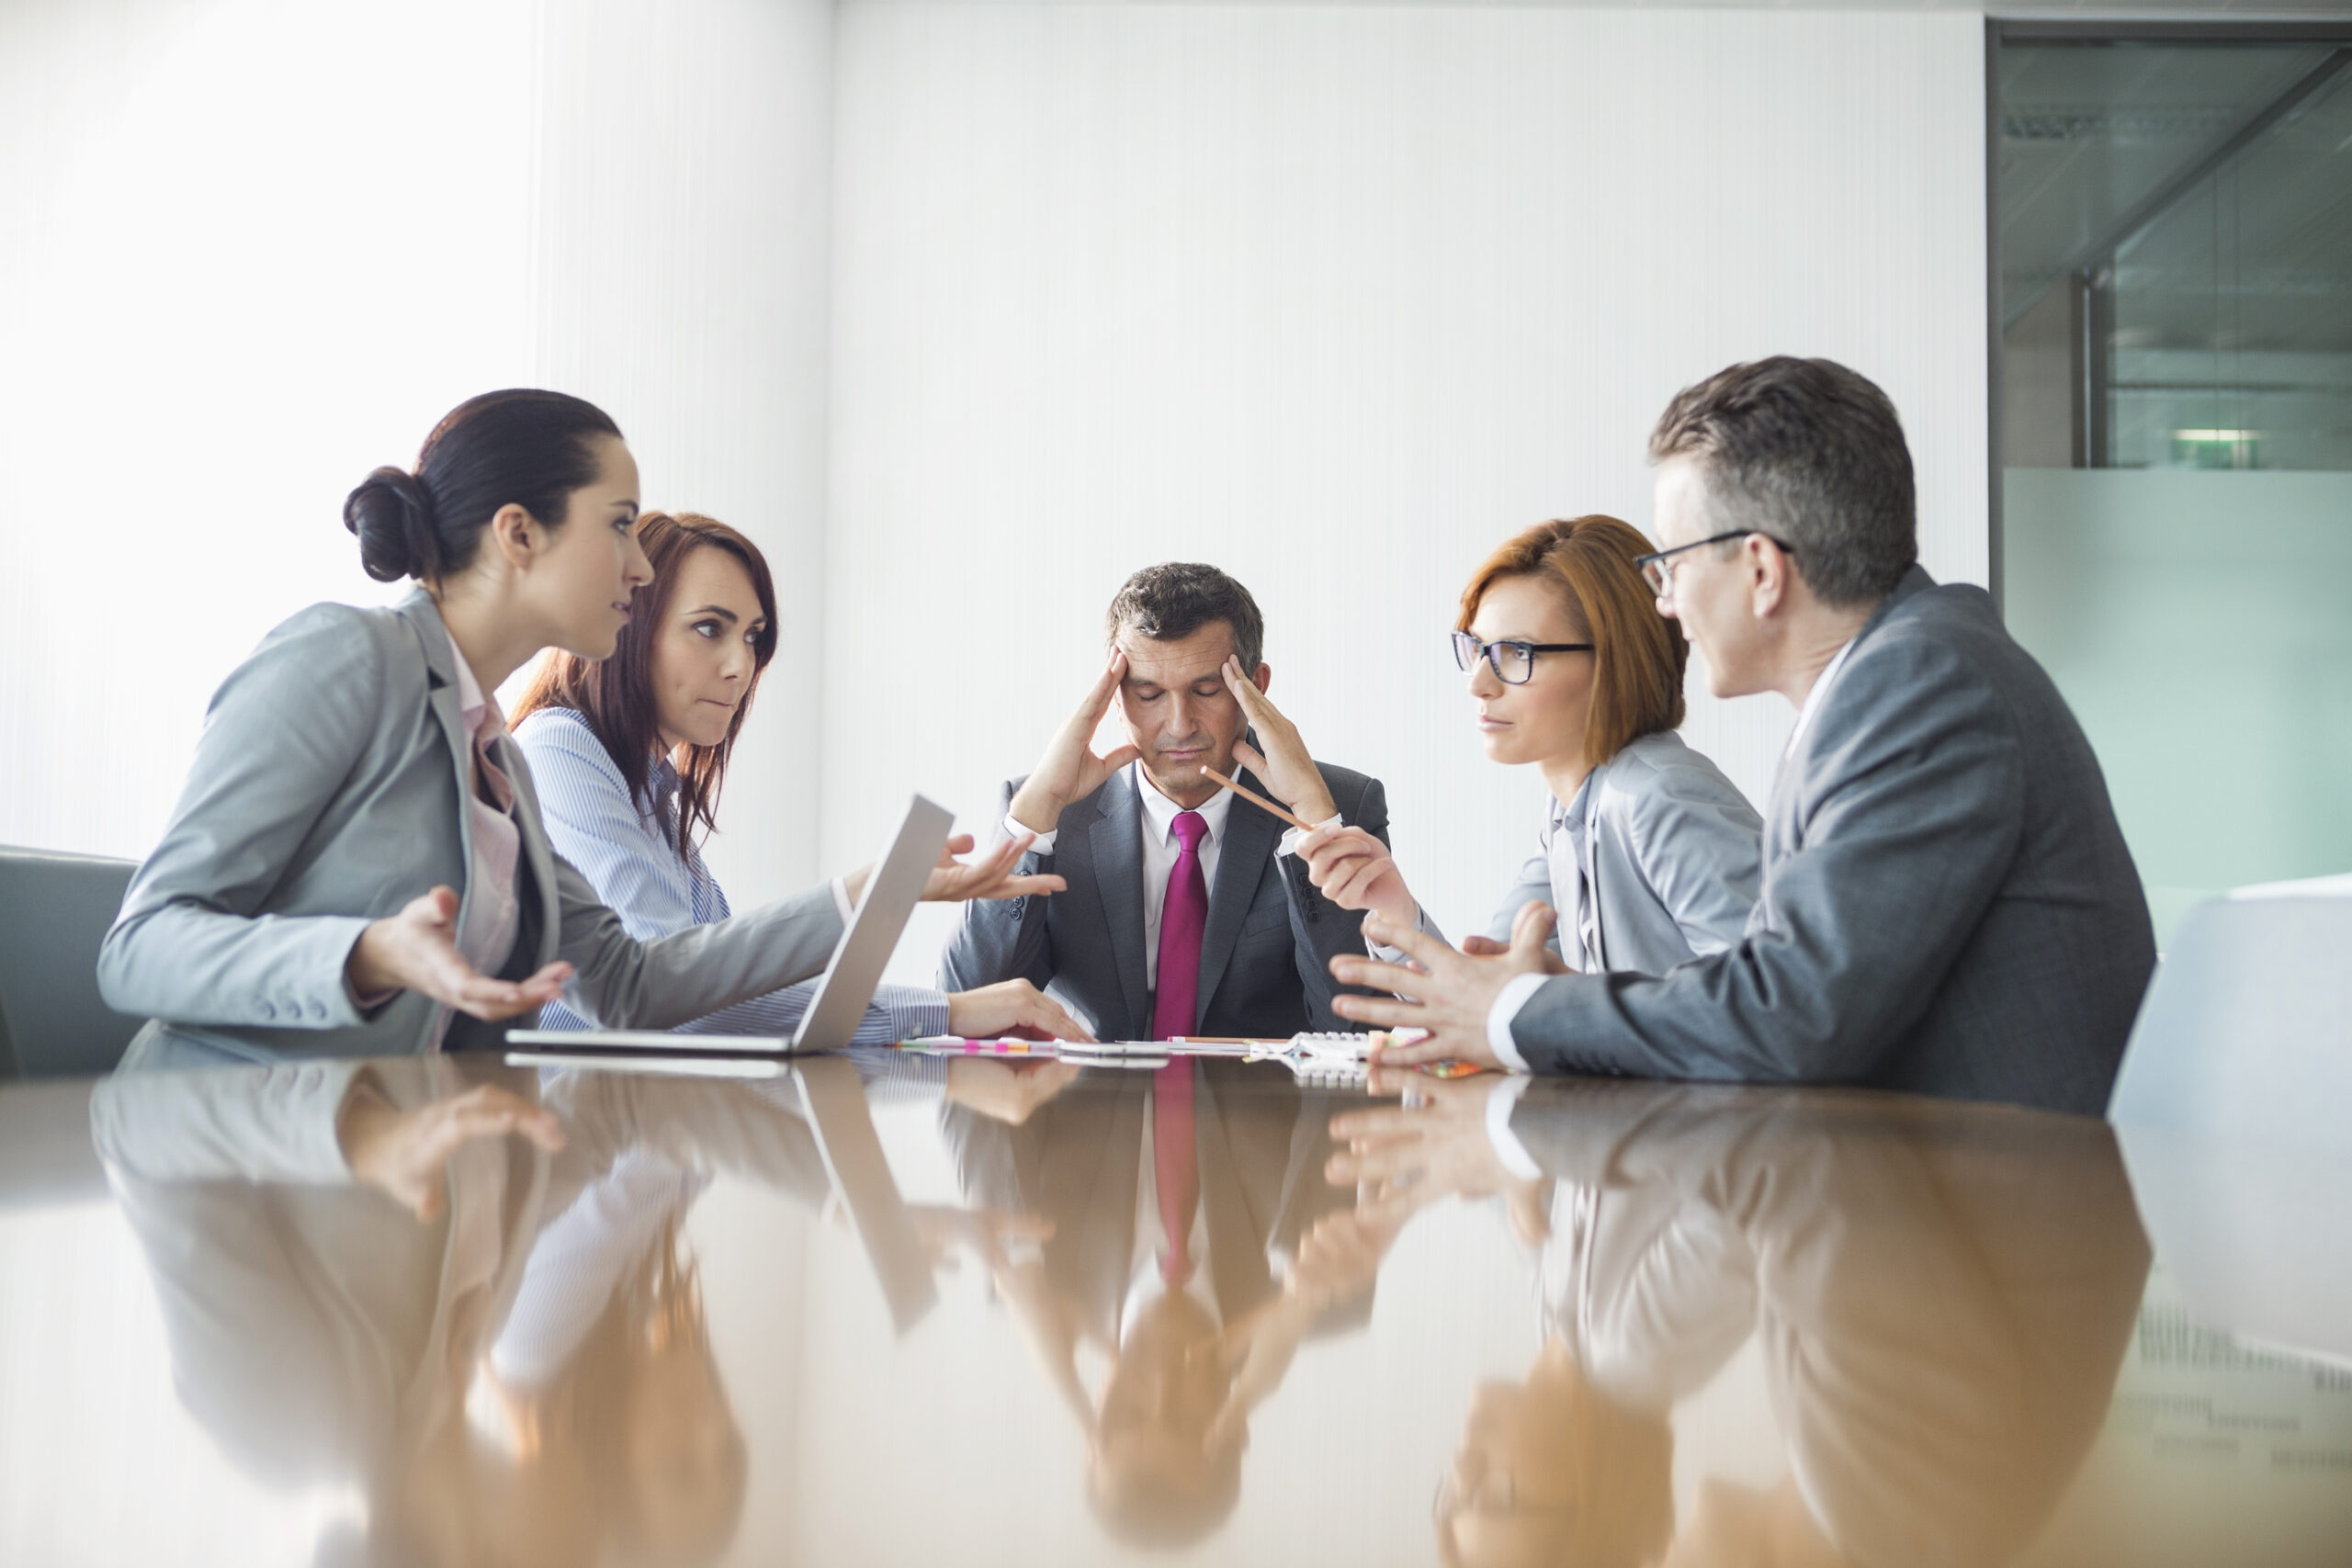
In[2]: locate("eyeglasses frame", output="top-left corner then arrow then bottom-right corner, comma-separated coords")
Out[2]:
1634,529 -> 1800,598
1451,630 -> 1595,686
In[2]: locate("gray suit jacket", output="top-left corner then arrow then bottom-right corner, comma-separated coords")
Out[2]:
1510,568 -> 2155,1114
1485,729 -> 1761,976
98,590 -> 847,1068
938,760 -> 1383,1041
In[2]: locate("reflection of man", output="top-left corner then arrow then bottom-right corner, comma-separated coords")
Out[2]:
944,1059 -> 1384,1546
1331,1073 -> 2152,1568
1343,359 -> 2154,1115
943,562 -> 1386,1041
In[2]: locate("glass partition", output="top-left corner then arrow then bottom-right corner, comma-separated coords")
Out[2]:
1996,29 -> 2352,942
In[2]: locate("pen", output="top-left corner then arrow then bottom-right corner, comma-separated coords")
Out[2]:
1197,765 -> 1321,834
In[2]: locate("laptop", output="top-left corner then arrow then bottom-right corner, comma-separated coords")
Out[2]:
506,792 -> 955,1059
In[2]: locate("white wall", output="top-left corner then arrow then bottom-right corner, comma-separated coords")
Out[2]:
2,0 -> 1993,981
0,0 -> 836,903
825,2 -> 1990,978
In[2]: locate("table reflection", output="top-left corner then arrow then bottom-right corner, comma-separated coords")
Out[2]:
1330,1077 -> 2153,1568
36,1053 -> 2347,1566
943,1057 -> 1385,1547
87,1057 -> 910,1567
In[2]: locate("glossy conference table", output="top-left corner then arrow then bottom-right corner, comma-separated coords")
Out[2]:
1,1048 -> 2346,1567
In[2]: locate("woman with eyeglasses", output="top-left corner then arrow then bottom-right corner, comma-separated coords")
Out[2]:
1227,515 -> 1758,983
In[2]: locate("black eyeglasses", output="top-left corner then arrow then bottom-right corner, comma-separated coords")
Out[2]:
1634,530 -> 1799,598
1452,631 -> 1593,685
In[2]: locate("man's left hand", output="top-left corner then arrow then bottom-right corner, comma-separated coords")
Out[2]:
1327,903 -> 1560,1070
1219,656 -> 1340,825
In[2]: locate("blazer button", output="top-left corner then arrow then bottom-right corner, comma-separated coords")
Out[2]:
1011,901 -> 1023,921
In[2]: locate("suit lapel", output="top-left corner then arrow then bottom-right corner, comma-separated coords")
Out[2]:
1087,771 -> 1151,1041
1766,567 -> 1925,870
492,729 -> 563,969
1577,761 -> 1608,969
1194,768 -> 1281,1031
396,592 -> 480,908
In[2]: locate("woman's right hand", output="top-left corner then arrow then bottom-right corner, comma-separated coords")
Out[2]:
1297,825 -> 1421,932
345,886 -> 573,1020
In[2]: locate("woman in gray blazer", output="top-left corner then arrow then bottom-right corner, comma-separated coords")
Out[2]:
1257,515 -> 1760,978
99,389 -> 1053,1069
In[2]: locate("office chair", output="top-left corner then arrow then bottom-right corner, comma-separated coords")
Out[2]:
0,846 -> 142,1079
2108,874 -> 2352,1366
2108,874 -> 2352,1148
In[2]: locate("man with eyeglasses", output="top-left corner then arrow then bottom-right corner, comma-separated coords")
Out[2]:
1338,357 -> 2154,1115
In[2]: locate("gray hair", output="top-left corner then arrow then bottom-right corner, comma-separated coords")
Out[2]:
1648,357 -> 1917,608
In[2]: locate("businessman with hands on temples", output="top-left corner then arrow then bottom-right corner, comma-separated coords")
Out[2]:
1329,357 -> 2154,1115
943,563 -> 1387,1043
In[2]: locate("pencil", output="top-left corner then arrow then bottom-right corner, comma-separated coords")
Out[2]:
1198,764 -> 1321,834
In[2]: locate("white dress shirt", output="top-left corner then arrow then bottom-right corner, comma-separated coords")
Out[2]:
1784,636 -> 1860,761
1010,761 -> 1329,991
1482,637 -> 1860,1069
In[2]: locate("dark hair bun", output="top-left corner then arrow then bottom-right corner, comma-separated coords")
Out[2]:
343,466 -> 439,582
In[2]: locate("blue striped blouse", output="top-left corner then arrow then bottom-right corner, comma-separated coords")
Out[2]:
513,706 -> 949,1043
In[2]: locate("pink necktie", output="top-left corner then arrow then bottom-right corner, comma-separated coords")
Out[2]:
1150,810 -> 1209,1041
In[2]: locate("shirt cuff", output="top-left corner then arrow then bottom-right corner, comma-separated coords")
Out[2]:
1276,813 -> 1342,860
831,877 -> 855,923
1005,813 -> 1059,857
1487,972 -> 1546,1073
1485,1076 -> 1543,1181
1366,902 -> 1431,962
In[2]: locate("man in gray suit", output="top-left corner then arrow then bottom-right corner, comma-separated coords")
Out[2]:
942,563 -> 1383,1042
1341,358 -> 2155,1114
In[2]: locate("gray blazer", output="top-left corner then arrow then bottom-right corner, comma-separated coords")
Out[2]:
938,760 -> 1383,1041
1484,729 -> 1761,976
1509,567 -> 2156,1114
98,590 -> 847,1068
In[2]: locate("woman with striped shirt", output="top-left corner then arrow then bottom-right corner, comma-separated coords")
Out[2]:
513,511 -> 1088,1047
